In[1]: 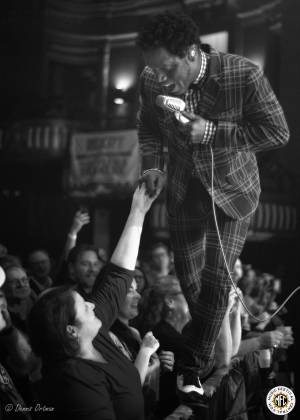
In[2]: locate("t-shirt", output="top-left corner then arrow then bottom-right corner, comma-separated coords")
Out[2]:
38,263 -> 144,420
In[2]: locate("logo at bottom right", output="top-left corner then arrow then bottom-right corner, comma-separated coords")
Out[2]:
266,386 -> 296,416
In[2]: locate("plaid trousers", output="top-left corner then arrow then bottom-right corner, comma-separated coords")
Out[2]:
168,178 -> 250,377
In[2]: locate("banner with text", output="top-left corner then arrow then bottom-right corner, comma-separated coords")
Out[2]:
67,129 -> 140,196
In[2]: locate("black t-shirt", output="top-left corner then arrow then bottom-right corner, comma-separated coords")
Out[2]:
39,263 -> 144,420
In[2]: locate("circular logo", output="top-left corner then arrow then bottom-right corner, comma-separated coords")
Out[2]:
266,386 -> 295,415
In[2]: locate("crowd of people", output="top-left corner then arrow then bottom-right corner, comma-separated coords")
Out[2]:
0,185 -> 294,420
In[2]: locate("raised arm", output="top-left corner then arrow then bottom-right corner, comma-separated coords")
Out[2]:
134,331 -> 160,385
229,288 -> 242,356
110,183 -> 159,270
93,184 -> 160,328
62,209 -> 90,262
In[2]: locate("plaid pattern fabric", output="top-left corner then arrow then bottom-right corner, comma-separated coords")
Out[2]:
137,47 -> 289,220
137,47 -> 289,376
193,49 -> 207,84
168,184 -> 250,375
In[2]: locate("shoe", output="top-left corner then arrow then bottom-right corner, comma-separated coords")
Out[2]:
177,372 -> 209,408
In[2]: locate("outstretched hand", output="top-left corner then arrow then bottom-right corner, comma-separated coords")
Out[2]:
139,169 -> 165,198
70,210 -> 90,236
131,182 -> 161,215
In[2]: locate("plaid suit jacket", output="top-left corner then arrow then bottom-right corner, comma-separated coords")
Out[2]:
137,47 -> 289,220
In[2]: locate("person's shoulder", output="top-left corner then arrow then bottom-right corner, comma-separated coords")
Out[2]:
207,45 -> 260,75
100,263 -> 134,284
219,50 -> 261,75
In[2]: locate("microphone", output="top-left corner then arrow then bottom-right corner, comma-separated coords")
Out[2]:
155,95 -> 186,112
155,95 -> 191,124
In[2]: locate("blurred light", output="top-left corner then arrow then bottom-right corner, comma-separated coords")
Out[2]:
114,74 -> 134,91
248,55 -> 265,69
114,97 -> 125,105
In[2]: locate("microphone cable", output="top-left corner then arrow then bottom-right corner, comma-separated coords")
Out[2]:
209,145 -> 300,322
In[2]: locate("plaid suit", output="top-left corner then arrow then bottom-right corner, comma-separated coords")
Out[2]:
137,46 -> 289,375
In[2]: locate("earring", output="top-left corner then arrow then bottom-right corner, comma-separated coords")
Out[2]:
190,49 -> 196,58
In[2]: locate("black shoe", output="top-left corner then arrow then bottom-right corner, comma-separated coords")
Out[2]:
177,371 -> 209,408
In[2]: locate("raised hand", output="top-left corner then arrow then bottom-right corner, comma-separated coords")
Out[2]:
276,326 -> 294,349
70,209 -> 90,237
139,169 -> 165,198
229,287 -> 243,314
159,350 -> 175,372
131,182 -> 161,215
140,331 -> 160,356
258,330 -> 284,349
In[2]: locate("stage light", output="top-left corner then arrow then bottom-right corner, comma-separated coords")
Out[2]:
114,97 -> 125,105
115,74 -> 133,92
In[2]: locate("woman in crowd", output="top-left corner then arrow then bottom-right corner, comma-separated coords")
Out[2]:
28,184 -> 160,420
2,265 -> 37,333
109,275 -> 177,418
110,278 -> 160,386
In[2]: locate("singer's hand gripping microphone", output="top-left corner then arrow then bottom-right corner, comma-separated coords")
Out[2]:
155,95 -> 191,124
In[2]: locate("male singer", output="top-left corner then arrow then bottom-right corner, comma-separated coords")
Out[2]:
137,12 -> 289,398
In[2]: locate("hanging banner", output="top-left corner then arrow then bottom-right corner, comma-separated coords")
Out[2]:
67,129 -> 140,196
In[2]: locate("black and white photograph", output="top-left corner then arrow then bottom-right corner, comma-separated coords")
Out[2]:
0,1 -> 299,419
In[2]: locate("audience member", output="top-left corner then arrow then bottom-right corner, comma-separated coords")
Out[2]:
134,266 -> 149,294
27,250 -> 52,295
27,184 -> 160,420
145,242 -> 173,286
2,265 -> 37,333
0,278 -> 38,420
67,244 -> 104,299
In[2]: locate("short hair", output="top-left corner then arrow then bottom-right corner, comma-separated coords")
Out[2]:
28,249 -> 50,261
149,241 -> 170,255
136,12 -> 201,58
27,286 -> 79,362
67,244 -> 99,266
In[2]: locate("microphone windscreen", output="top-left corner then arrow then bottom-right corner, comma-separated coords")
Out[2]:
155,95 -> 186,112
